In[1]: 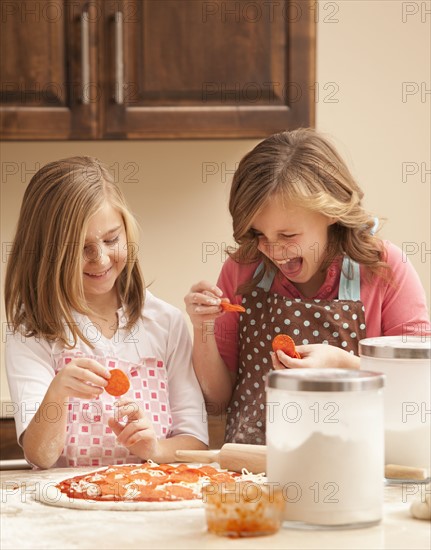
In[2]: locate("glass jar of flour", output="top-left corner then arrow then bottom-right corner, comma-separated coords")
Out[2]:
266,368 -> 385,528
359,336 -> 430,470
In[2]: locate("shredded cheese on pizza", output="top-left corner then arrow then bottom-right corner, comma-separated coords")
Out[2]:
240,468 -> 266,482
55,463 -> 257,503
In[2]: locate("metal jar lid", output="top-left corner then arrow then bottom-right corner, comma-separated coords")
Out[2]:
266,368 -> 385,392
359,336 -> 431,359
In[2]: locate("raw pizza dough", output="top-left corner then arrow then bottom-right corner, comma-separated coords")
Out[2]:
37,485 -> 204,511
35,462 -> 240,511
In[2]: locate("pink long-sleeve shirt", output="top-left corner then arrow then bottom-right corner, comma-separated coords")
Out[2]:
214,241 -> 430,373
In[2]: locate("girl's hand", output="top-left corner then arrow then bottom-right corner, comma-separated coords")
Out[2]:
184,281 -> 224,330
108,399 -> 158,460
51,357 -> 110,400
271,344 -> 360,370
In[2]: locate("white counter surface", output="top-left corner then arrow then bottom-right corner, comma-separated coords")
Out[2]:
1,466 -> 429,550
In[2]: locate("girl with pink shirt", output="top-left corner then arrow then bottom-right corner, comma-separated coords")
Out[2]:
184,128 -> 430,444
5,157 -> 208,468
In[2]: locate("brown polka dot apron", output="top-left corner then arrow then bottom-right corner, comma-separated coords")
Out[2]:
225,256 -> 367,445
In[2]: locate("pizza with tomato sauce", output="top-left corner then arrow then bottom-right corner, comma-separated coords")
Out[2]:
37,462 -> 242,511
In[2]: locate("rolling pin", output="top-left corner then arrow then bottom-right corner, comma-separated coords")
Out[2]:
175,443 -> 266,474
176,444 -> 429,480
384,464 -> 429,481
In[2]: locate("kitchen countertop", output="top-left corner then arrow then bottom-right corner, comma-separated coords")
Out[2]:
1,466 -> 429,550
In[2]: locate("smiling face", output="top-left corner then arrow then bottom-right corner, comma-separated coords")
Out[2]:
82,202 -> 128,304
251,196 -> 335,296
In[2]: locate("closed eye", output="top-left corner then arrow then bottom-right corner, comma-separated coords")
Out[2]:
105,235 -> 120,245
248,228 -> 262,239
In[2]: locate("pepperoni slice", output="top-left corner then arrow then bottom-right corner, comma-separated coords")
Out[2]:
105,369 -> 130,396
136,486 -> 167,501
272,334 -> 301,359
163,485 -> 196,500
169,471 -> 201,484
56,463 -> 241,502
198,465 -> 221,476
220,302 -> 245,313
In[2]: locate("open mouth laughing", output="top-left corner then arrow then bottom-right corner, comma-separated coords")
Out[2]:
274,257 -> 303,277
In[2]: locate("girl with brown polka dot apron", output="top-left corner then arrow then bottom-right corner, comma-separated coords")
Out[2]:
225,256 -> 366,444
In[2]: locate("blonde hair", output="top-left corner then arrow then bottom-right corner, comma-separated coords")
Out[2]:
228,128 -> 390,293
5,156 -> 145,348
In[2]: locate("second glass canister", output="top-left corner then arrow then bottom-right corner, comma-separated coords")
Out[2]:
266,368 -> 385,528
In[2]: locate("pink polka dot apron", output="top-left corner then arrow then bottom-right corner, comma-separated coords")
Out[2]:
225,256 -> 367,445
54,352 -> 173,467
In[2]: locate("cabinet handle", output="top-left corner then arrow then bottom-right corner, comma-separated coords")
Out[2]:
114,11 -> 124,104
81,9 -> 90,105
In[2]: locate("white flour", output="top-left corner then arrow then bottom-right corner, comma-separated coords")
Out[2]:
267,432 -> 383,526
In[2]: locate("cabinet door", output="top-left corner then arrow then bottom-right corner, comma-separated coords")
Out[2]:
0,0 -> 99,139
102,0 -> 315,138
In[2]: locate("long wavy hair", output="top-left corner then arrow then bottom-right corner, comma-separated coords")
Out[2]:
5,156 -> 145,348
228,128 -> 390,294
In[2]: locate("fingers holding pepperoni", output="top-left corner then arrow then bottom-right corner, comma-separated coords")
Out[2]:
271,334 -> 302,369
105,369 -> 130,396
272,334 -> 301,359
219,302 -> 246,313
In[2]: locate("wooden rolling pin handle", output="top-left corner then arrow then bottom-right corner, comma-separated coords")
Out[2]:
385,464 -> 428,480
219,443 -> 266,474
174,444 -> 267,473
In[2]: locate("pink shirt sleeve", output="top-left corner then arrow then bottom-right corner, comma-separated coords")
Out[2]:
215,258 -> 258,373
361,241 -> 430,337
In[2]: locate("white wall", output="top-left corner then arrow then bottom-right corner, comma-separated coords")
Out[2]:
1,0 -> 430,403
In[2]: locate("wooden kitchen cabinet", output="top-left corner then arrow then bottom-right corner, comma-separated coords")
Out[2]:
0,418 -> 24,460
0,0 -> 99,139
1,0 -> 316,139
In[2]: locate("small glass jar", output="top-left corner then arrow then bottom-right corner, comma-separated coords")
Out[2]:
202,481 -> 284,537
359,336 -> 431,470
266,368 -> 385,528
